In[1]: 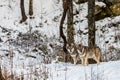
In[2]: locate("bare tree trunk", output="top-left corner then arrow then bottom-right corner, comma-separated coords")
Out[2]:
20,0 -> 27,23
88,0 -> 95,47
29,0 -> 33,16
59,0 -> 69,62
88,0 -> 96,64
67,0 -> 74,44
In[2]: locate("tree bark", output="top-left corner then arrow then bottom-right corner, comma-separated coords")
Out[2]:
88,0 -> 95,47
67,0 -> 74,44
59,0 -> 69,62
20,0 -> 27,23
29,0 -> 33,16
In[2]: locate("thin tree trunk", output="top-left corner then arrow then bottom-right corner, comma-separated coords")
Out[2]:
59,0 -> 69,62
88,0 -> 95,47
88,0 -> 96,64
20,0 -> 27,23
67,0 -> 74,44
29,0 -> 33,16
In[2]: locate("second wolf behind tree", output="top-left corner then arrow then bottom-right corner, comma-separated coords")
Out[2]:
66,43 -> 102,66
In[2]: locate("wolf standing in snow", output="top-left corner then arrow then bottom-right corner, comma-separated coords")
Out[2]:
66,43 -> 102,66
66,43 -> 78,65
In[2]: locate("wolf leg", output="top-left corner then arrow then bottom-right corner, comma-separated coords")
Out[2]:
84,58 -> 88,66
94,56 -> 100,65
74,56 -> 78,65
81,58 -> 84,65
73,56 -> 77,65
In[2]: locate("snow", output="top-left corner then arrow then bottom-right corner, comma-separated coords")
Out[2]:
47,61 -> 120,80
95,1 -> 106,7
0,0 -> 120,80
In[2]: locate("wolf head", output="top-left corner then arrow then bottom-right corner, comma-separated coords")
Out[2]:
66,43 -> 77,57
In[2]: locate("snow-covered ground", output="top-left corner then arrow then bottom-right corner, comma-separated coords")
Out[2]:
0,0 -> 120,80
47,60 -> 120,80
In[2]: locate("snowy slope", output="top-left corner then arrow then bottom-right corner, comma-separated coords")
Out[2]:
0,0 -> 120,80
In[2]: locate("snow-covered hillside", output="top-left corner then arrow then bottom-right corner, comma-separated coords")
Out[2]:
0,0 -> 120,80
